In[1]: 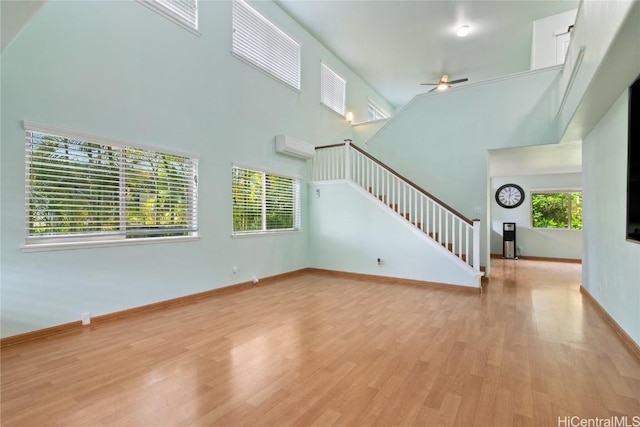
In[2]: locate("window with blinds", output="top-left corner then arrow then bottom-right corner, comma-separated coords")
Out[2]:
139,0 -> 198,33
232,166 -> 300,234
232,0 -> 301,91
367,100 -> 390,121
320,63 -> 346,116
24,124 -> 198,245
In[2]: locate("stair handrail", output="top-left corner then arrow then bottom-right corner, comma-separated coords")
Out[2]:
316,141 -> 475,225
314,140 -> 481,272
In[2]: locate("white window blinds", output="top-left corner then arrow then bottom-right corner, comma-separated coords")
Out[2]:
25,124 -> 198,243
367,100 -> 389,121
140,0 -> 198,32
232,166 -> 300,234
232,0 -> 301,90
321,63 -> 346,116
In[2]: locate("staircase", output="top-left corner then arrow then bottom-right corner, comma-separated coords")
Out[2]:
313,140 -> 481,274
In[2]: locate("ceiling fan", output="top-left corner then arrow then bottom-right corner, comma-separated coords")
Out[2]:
421,74 -> 468,92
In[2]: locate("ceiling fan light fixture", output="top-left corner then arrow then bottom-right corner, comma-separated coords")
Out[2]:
456,25 -> 471,37
437,83 -> 449,91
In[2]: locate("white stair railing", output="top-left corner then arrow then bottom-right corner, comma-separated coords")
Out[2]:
313,140 -> 481,273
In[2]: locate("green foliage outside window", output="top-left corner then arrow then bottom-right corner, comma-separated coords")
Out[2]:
27,132 -> 197,240
232,166 -> 298,233
124,148 -> 195,237
232,168 -> 264,232
29,136 -> 120,236
531,192 -> 582,230
265,174 -> 295,230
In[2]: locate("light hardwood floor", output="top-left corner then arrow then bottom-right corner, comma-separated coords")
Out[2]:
1,260 -> 639,426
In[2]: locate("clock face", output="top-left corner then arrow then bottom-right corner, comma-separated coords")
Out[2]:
496,184 -> 525,208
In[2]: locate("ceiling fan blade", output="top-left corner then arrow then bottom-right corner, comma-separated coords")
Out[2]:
448,78 -> 469,85
428,87 -> 438,93
420,83 -> 438,86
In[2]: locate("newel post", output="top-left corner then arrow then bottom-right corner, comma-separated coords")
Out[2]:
472,219 -> 481,272
344,139 -> 352,180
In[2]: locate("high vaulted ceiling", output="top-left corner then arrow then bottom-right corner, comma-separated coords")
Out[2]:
3,0 -> 580,108
276,0 -> 579,108
0,0 -> 46,53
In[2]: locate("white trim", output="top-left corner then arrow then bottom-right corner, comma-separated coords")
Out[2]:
320,102 -> 347,119
137,0 -> 200,36
556,46 -> 586,118
22,235 -> 200,253
230,52 -> 302,94
232,162 -> 302,180
367,98 -> 390,121
352,118 -> 390,127
530,187 -> 581,193
527,227 -> 582,232
230,230 -> 301,239
23,121 -> 199,159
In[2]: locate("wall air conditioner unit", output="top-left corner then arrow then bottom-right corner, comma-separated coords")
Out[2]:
275,135 -> 315,160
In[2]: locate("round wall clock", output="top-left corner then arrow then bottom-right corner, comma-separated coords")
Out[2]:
495,184 -> 525,209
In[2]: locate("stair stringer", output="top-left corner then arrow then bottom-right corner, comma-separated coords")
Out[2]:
308,180 -> 482,289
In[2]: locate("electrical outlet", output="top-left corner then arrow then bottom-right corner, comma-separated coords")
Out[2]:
232,266 -> 238,274
81,312 -> 91,325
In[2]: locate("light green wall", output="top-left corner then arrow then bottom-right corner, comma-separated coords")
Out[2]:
557,1 -> 636,136
582,90 -> 640,346
530,9 -> 577,70
309,182 -> 481,287
491,174 -> 582,259
352,119 -> 389,146
0,0 -> 392,338
365,67 -> 563,267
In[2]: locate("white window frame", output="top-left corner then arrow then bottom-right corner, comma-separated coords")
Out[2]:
367,99 -> 390,121
320,63 -> 346,117
138,0 -> 199,35
232,0 -> 301,91
530,189 -> 582,230
23,122 -> 199,252
232,164 -> 301,236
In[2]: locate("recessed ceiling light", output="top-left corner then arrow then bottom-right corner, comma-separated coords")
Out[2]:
457,25 -> 470,37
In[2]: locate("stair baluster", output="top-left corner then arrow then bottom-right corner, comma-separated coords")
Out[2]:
313,141 -> 482,273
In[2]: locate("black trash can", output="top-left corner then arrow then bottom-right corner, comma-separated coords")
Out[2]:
503,222 -> 517,259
